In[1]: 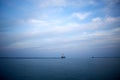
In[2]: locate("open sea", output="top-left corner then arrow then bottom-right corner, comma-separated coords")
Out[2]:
0,58 -> 120,80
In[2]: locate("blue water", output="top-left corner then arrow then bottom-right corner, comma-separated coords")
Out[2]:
0,58 -> 120,80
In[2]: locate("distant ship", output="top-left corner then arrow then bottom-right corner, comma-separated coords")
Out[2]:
61,53 -> 66,59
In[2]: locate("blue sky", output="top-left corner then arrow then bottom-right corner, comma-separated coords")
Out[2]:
0,0 -> 120,57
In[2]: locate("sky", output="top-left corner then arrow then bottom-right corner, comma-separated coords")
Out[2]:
0,0 -> 120,57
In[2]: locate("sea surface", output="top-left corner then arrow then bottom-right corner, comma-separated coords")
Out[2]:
0,58 -> 120,80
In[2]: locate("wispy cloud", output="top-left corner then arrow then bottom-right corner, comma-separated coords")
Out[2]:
39,0 -> 66,8
72,12 -> 91,20
103,0 -> 120,15
5,26 -> 120,50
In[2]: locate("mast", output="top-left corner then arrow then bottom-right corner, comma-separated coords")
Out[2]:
61,53 -> 66,58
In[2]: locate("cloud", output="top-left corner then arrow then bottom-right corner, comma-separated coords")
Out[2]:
38,0 -> 97,9
28,19 -> 46,24
39,0 -> 66,8
105,16 -> 120,23
2,16 -> 118,44
103,0 -> 120,15
5,26 -> 120,50
90,16 -> 120,29
92,16 -> 120,23
72,12 -> 91,20
23,17 -> 108,36
88,28 -> 120,44
104,0 -> 120,6
92,17 -> 102,22
2,16 -> 119,37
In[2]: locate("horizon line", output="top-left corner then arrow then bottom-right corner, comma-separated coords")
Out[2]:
0,57 -> 63,59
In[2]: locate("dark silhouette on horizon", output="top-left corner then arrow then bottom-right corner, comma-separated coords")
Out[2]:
61,53 -> 66,59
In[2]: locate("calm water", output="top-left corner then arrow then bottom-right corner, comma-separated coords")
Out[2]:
0,58 -> 120,80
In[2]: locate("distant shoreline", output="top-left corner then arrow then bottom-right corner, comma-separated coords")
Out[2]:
0,57 -> 120,59
91,57 -> 120,58
0,57 -> 62,59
